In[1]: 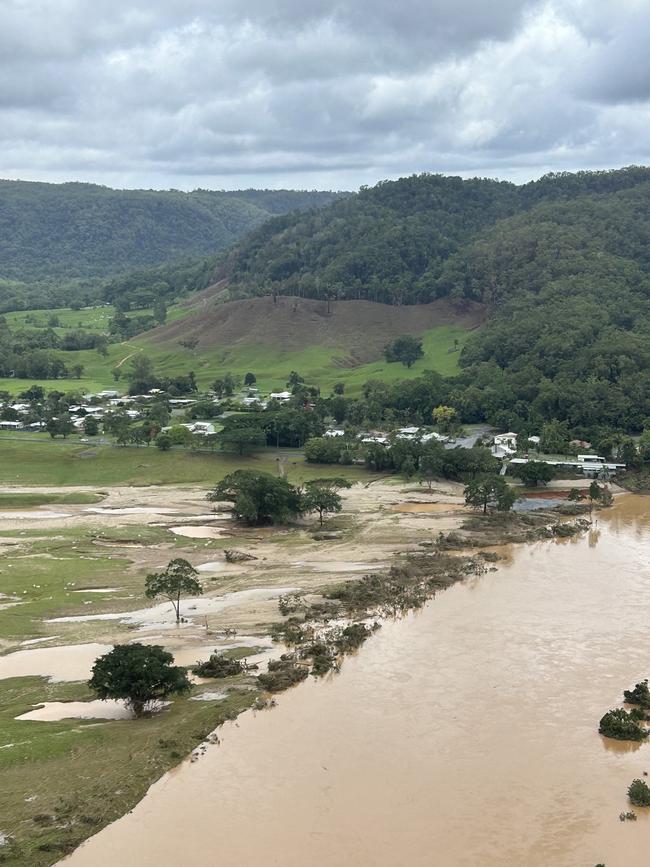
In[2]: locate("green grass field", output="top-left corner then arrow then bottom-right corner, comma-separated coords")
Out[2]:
0,439 -> 372,487
4,303 -> 188,334
137,322 -> 471,394
0,308 -> 472,396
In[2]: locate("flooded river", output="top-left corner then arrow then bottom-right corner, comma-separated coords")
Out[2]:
61,495 -> 650,867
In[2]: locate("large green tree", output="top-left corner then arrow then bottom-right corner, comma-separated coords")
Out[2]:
464,475 -> 517,514
513,461 -> 555,487
89,643 -> 191,718
208,470 -> 303,525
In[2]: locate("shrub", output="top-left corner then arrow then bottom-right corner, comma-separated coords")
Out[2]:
624,679 -> 650,708
628,779 -> 650,807
599,708 -> 649,741
192,653 -> 243,678
257,655 -> 309,692
335,623 -> 373,653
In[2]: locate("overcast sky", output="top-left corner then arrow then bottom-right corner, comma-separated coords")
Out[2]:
2,0 -> 649,191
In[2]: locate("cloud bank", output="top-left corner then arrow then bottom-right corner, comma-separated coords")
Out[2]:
1,0 -> 649,189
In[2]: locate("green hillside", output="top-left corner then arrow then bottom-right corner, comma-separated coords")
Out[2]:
224,166 -> 650,304
0,180 -> 344,311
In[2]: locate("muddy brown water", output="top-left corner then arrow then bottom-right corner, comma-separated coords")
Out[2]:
61,495 -> 650,867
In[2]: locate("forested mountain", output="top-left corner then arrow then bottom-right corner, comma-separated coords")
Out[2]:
0,180 -> 344,310
224,166 -> 650,304
222,167 -> 650,432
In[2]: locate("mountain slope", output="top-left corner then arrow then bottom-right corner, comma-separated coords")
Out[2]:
0,180 -> 344,291
223,166 -> 650,305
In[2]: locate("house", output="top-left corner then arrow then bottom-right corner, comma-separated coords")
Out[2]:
95,390 -> 120,399
396,426 -> 421,440
185,422 -> 215,436
0,420 -> 23,430
324,428 -> 345,437
508,456 -> 625,477
269,391 -> 292,402
491,432 -> 518,459
528,435 -> 541,447
421,431 -> 449,444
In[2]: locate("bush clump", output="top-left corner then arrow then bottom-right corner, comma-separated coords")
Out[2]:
599,708 -> 649,741
192,653 -> 243,678
628,779 -> 650,807
257,655 -> 308,692
301,642 -> 337,676
624,679 -> 650,708
335,623 -> 374,653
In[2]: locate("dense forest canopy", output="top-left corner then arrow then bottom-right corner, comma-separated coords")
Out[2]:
225,166 -> 650,304
0,180 -> 344,311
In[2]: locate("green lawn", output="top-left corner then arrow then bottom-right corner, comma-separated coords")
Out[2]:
5,303 -> 188,335
0,439 -> 372,487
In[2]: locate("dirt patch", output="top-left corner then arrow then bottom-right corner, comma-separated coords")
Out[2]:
146,295 -> 486,360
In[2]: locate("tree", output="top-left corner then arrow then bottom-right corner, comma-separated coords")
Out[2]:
514,461 -> 555,487
384,334 -> 424,368
464,475 -> 517,514
212,372 -> 238,398
217,425 -> 266,456
153,299 -> 167,325
244,372 -> 257,387
432,405 -> 458,433
145,558 -> 202,623
419,449 -> 443,489
302,477 -> 352,525
588,480 -> 603,506
304,436 -> 346,464
287,371 -> 304,388
333,382 -> 345,395
208,470 -> 304,525
155,432 -> 172,451
83,415 -> 99,436
167,425 -> 193,447
89,643 -> 191,718
618,437 -> 641,470
567,487 -> 583,502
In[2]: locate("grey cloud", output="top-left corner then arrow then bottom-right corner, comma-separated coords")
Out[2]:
0,0 -> 649,190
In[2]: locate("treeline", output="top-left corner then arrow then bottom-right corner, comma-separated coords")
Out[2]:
0,319 -> 86,379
